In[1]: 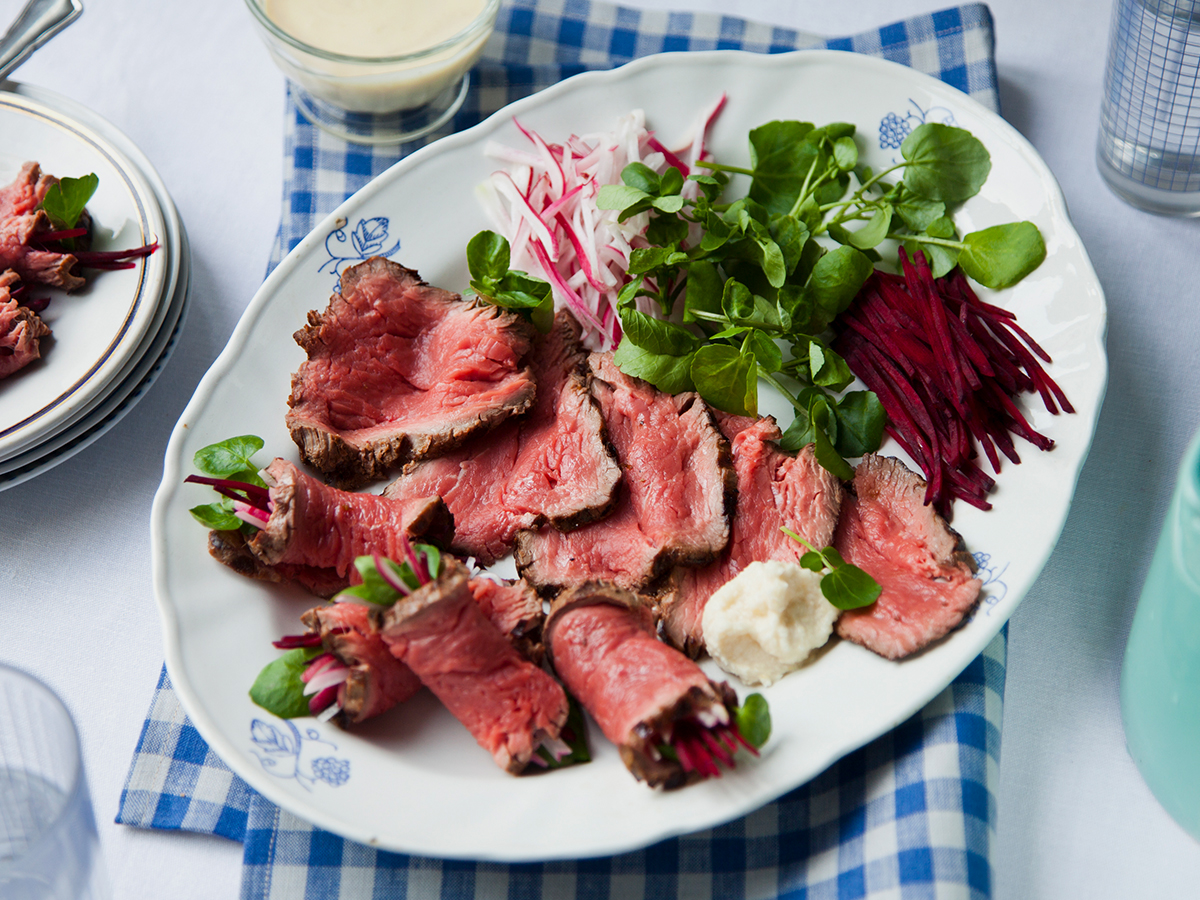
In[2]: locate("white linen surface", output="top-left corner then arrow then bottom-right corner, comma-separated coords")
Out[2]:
1,0 -> 1198,898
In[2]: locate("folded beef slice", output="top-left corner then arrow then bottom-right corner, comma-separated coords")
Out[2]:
207,457 -> 452,597
658,414 -> 843,657
514,353 -> 735,592
833,454 -> 982,660
0,162 -> 85,291
382,309 -> 620,565
377,560 -> 568,774
1,293 -> 51,380
286,257 -> 537,487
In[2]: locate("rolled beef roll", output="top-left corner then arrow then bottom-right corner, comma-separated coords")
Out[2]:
545,582 -> 748,789
376,560 -> 569,774
298,602 -> 423,725
201,457 -> 453,597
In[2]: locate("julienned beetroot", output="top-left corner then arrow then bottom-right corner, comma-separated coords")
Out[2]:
834,250 -> 1073,517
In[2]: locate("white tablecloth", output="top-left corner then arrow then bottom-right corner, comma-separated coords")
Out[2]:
1,0 -> 1198,897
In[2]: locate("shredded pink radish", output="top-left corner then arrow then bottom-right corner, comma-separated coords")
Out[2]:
479,102 -> 724,351
303,663 -> 350,697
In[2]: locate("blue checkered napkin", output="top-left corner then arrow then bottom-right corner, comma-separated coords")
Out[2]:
238,633 -> 1005,900
122,2 -> 1009,897
120,634 -> 1005,900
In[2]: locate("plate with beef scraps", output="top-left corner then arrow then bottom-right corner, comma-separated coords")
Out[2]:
153,50 -> 1107,861
0,87 -> 170,462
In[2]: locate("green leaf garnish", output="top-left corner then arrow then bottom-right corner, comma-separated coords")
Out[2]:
612,338 -> 696,394
958,221 -> 1047,288
187,435 -> 267,532
466,231 -> 554,331
691,343 -> 757,417
188,501 -> 244,531
735,693 -> 772,749
900,123 -> 991,203
780,526 -> 881,610
249,647 -> 321,719
39,173 -> 99,232
333,550 -> 441,606
193,435 -> 266,484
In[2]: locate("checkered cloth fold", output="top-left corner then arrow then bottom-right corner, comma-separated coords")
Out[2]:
120,2 -> 1008,897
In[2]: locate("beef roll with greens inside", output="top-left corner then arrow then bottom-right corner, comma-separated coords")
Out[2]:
193,457 -> 452,597
290,601 -> 424,724
545,581 -> 759,789
375,559 -> 570,774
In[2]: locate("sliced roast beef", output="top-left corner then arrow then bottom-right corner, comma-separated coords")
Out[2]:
659,414 -> 843,657
207,528 -> 349,598
286,257 -> 537,487
381,310 -> 620,564
300,602 -> 423,724
1,294 -> 51,380
514,353 -> 735,592
545,581 -> 741,789
0,163 -> 84,291
205,457 -> 452,596
377,559 -> 569,774
833,455 -> 982,660
468,576 -> 545,663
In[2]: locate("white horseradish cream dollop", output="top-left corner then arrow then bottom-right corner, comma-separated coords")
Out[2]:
701,560 -> 840,686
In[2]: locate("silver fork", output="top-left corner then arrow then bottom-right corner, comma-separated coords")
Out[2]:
0,0 -> 83,83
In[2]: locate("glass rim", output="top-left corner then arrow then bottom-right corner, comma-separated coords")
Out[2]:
1182,424 -> 1200,506
0,662 -> 85,871
242,0 -> 500,66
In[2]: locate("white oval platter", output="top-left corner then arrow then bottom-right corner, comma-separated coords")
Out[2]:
152,50 -> 1107,862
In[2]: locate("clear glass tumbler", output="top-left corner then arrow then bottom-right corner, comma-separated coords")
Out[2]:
0,664 -> 107,900
1098,0 -> 1200,215
1121,426 -> 1200,839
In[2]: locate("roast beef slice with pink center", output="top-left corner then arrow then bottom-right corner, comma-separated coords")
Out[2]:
514,353 -> 735,592
659,413 -> 844,657
1,297 -> 52,380
834,454 -> 982,660
0,163 -> 84,291
206,457 -> 452,597
286,257 -> 537,487
469,576 -> 545,663
381,310 -> 620,565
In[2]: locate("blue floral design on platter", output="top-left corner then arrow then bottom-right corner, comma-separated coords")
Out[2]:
319,215 -> 401,290
249,719 -> 350,791
878,99 -> 958,150
971,550 -> 1009,619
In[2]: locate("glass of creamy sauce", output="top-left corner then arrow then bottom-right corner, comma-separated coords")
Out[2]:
244,0 -> 499,144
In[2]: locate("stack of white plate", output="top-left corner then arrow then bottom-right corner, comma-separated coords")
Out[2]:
0,83 -> 190,491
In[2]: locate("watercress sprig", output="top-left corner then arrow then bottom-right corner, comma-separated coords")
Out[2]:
334,550 -> 442,606
466,230 -> 554,332
781,526 -> 881,610
188,435 -> 267,532
39,173 -> 98,249
595,118 -> 1045,479
249,646 -> 322,719
735,692 -> 772,749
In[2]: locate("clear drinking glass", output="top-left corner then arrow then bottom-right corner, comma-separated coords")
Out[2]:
0,664 -> 107,900
1097,0 -> 1200,215
1121,426 -> 1200,839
